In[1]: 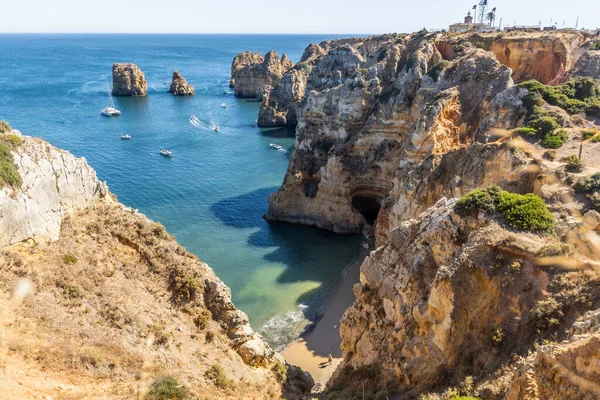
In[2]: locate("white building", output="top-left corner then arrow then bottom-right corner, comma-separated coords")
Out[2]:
449,11 -> 496,33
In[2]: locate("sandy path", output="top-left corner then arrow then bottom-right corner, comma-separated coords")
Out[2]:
282,246 -> 369,387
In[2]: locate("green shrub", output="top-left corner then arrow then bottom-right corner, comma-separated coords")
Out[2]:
528,115 -> 558,136
513,127 -> 537,137
63,254 -> 78,264
496,191 -> 555,235
206,364 -> 233,389
0,134 -> 23,189
531,297 -> 563,332
457,186 -> 555,235
0,121 -> 11,134
519,78 -> 600,116
541,129 -> 568,149
475,41 -> 485,49
427,60 -> 449,82
560,155 -> 584,171
594,41 -> 600,50
147,375 -> 190,400
171,272 -> 200,303
193,309 -> 212,330
582,129 -> 600,143
584,173 -> 600,193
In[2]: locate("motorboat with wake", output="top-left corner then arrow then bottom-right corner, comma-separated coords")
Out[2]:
269,143 -> 284,151
214,126 -> 220,132
101,76 -> 121,117
121,134 -> 131,140
160,149 -> 173,157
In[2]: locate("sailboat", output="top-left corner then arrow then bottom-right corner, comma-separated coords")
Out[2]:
101,76 -> 121,117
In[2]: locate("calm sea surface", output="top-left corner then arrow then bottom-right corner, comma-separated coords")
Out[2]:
0,34 -> 364,349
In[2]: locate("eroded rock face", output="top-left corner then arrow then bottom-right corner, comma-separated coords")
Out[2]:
230,50 -> 294,98
0,131 -> 107,248
230,51 -> 264,88
574,50 -> 600,79
506,309 -> 600,400
265,33 -> 514,234
112,63 -> 147,96
168,70 -> 195,96
337,198 -> 600,396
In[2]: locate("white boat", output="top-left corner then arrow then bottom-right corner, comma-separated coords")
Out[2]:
269,143 -> 283,151
101,76 -> 121,117
121,134 -> 131,140
214,126 -> 220,132
160,149 -> 173,157
221,103 -> 227,108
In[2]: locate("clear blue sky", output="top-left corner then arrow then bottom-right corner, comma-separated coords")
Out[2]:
2,0 -> 598,33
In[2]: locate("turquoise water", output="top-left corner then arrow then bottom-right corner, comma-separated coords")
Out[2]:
0,34 -> 363,349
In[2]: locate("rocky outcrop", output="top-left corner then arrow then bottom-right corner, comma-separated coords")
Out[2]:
112,63 -> 147,96
336,197 -> 600,397
506,309 -> 600,400
168,70 -> 194,95
574,50 -> 600,79
265,32 -> 514,234
230,51 -> 264,88
0,130 -> 107,248
230,50 -> 294,98
258,68 -> 307,127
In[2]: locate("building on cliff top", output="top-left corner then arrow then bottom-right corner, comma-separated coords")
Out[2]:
449,11 -> 496,33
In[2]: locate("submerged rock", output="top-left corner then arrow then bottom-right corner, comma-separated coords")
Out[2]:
168,70 -> 195,96
112,62 -> 147,96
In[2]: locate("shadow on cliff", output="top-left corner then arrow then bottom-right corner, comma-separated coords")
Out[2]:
210,186 -> 362,318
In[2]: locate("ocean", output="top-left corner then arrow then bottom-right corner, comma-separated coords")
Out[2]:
0,34 -> 364,350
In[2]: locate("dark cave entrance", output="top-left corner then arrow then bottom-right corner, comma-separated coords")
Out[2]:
352,196 -> 382,225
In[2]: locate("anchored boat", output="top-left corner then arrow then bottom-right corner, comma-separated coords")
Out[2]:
101,76 -> 121,117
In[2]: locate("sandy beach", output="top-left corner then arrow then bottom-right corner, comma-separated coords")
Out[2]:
282,246 -> 370,387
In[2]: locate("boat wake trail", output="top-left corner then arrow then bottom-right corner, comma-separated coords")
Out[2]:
258,304 -> 311,352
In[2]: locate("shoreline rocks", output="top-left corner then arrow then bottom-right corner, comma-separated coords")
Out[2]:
112,62 -> 147,96
168,70 -> 195,96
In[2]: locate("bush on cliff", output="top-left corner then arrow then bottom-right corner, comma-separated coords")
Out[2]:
0,131 -> 23,189
147,375 -> 190,400
541,129 -> 568,149
582,129 -> 600,143
519,77 -> 600,117
427,61 -> 449,82
457,186 -> 555,235
0,120 -> 11,134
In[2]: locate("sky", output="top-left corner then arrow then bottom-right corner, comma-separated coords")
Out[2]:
1,0 -> 599,34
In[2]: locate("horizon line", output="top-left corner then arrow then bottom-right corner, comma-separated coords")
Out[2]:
0,32 -> 379,35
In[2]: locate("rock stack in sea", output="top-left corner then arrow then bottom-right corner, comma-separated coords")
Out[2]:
111,62 -> 148,96
168,70 -> 195,96
229,50 -> 294,98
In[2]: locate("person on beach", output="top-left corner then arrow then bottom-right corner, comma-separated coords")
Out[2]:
328,353 -> 333,365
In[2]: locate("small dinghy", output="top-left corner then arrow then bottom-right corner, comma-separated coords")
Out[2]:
121,134 -> 131,140
214,126 -> 220,132
269,143 -> 283,151
221,103 -> 227,108
160,149 -> 173,157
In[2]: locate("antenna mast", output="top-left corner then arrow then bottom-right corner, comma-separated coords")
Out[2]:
478,0 -> 488,25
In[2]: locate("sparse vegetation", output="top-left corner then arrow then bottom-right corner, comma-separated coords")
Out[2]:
537,242 -> 575,258
531,297 -> 563,332
193,309 -> 212,330
79,347 -> 104,368
0,123 -> 23,189
206,364 -> 233,389
513,127 -> 537,137
427,60 -> 449,82
560,155 -> 584,171
170,271 -> 201,303
60,281 -> 85,299
63,254 -> 78,264
149,323 -> 171,346
147,375 -> 190,400
475,41 -> 485,49
271,361 -> 288,383
457,186 -> 555,235
582,129 -> 600,143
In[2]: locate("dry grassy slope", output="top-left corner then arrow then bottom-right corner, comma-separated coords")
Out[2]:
0,202 -> 294,399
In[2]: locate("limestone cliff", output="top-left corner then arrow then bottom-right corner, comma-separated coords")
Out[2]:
0,127 -> 311,399
335,197 -> 600,398
230,50 -> 294,98
112,63 -> 147,96
168,70 -> 195,96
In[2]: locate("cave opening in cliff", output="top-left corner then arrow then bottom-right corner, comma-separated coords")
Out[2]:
352,196 -> 382,225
